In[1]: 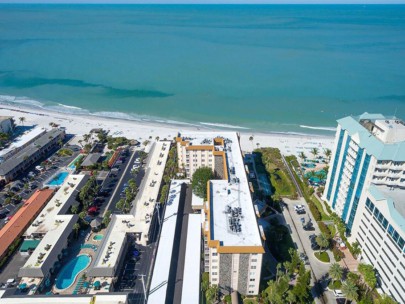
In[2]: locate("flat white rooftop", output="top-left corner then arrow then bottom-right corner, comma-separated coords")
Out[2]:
25,174 -> 87,236
132,141 -> 171,243
0,292 -> 127,304
148,180 -> 186,304
0,127 -> 45,160
21,215 -> 77,274
93,214 -> 137,270
180,132 -> 262,247
181,213 -> 202,304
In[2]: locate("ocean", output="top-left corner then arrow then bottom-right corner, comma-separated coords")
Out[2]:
0,4 -> 405,135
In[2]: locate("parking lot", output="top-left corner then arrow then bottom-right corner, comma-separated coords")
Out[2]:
282,198 -> 336,304
0,144 -> 80,229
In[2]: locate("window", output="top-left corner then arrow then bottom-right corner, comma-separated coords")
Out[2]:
248,291 -> 254,294
212,252 -> 218,256
212,266 -> 218,269
212,272 -> 217,275
212,278 -> 217,282
249,272 -> 255,276
250,278 -> 255,282
212,259 -> 218,263
249,284 -> 255,288
251,259 -> 257,262
251,266 -> 256,269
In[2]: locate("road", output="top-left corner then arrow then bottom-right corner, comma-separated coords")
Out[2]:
281,198 -> 335,304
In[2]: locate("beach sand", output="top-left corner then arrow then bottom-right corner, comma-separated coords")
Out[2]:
0,104 -> 335,157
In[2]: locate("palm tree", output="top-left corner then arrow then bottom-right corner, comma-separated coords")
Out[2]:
155,136 -> 160,141
83,134 -> 91,143
310,147 -> 319,159
341,280 -> 358,304
316,233 -> 329,253
256,142 -> 260,149
298,151 -> 306,162
19,117 -> 26,126
324,148 -> 332,161
78,139 -> 83,148
329,263 -> 343,285
249,135 -> 254,150
73,223 -> 80,238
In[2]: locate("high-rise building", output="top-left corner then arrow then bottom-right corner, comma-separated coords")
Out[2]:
176,132 -> 264,295
323,113 -> 405,302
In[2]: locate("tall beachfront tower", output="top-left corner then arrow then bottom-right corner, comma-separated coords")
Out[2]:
323,113 -> 405,302
176,133 -> 264,296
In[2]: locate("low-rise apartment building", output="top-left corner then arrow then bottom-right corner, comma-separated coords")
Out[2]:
0,128 -> 65,182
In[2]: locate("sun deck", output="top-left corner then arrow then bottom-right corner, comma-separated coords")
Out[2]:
25,174 -> 88,236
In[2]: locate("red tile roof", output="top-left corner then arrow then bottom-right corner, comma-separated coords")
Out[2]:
0,188 -> 54,258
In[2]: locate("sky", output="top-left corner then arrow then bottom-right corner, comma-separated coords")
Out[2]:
1,0 -> 405,3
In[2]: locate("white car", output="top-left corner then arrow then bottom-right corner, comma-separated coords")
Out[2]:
333,289 -> 344,298
294,205 -> 305,211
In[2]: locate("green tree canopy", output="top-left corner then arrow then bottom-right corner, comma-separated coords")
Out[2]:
329,263 -> 343,283
192,167 -> 215,199
342,280 -> 358,303
316,233 -> 329,252
358,263 -> 377,294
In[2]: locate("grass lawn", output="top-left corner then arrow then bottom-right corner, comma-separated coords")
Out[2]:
311,195 -> 331,221
244,298 -> 258,304
328,280 -> 342,290
315,251 -> 330,263
254,148 -> 296,197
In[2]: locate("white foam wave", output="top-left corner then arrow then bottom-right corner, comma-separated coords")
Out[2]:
0,94 -> 45,108
199,122 -> 249,130
91,111 -> 141,121
57,103 -> 83,110
300,125 -> 336,132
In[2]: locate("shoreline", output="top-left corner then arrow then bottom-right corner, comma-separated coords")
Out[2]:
0,103 -> 335,156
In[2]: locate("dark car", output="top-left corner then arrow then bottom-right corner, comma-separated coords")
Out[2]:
98,190 -> 109,197
297,209 -> 306,215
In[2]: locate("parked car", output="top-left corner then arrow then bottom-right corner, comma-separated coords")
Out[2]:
333,290 -> 344,298
294,205 -> 305,211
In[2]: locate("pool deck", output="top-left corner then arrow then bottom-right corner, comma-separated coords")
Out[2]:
52,231 -> 104,295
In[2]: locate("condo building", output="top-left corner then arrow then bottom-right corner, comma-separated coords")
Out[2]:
323,113 -> 405,302
176,133 -> 264,296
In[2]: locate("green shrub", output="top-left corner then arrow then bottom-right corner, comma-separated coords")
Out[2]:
315,252 -> 330,263
332,247 -> 345,262
308,202 -> 321,221
318,222 -> 332,239
328,280 -> 342,290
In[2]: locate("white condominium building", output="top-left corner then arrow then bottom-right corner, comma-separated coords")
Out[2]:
176,133 -> 264,296
323,113 -> 405,302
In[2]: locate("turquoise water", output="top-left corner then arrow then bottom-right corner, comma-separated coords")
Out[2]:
0,5 -> 405,134
55,255 -> 91,290
67,154 -> 84,170
47,171 -> 69,186
93,234 -> 103,241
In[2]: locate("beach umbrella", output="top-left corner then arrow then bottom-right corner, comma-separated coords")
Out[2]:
83,281 -> 90,288
19,283 -> 27,290
94,281 -> 101,290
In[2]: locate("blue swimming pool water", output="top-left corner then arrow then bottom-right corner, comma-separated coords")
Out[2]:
47,171 -> 69,186
55,255 -> 91,290
67,155 -> 84,170
93,234 -> 103,241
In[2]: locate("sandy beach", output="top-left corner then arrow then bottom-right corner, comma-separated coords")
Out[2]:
0,104 -> 335,157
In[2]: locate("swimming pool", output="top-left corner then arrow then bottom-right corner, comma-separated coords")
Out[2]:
67,154 -> 84,170
55,255 -> 91,290
93,234 -> 103,241
46,171 -> 69,187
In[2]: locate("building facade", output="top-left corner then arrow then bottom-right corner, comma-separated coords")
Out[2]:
322,113 -> 405,302
0,128 -> 65,182
177,133 -> 264,296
